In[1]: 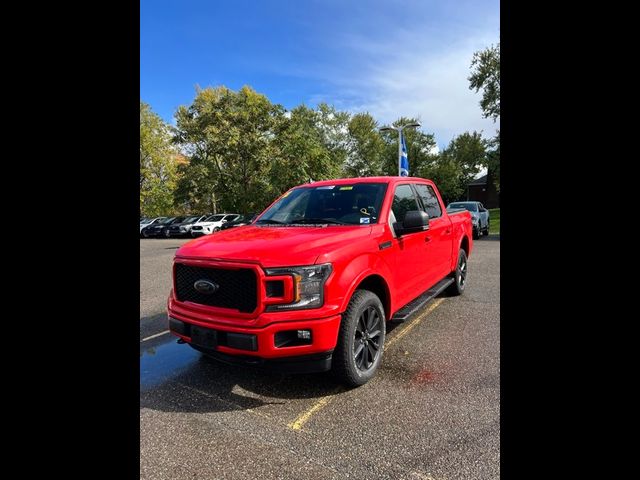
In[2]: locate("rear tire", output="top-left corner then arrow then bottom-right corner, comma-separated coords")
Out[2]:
332,290 -> 386,387
446,249 -> 468,296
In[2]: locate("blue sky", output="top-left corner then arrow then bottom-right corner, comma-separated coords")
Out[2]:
141,0 -> 499,149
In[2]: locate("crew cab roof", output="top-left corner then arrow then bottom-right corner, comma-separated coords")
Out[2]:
297,176 -> 433,188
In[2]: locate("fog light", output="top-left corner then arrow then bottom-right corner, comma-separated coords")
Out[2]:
297,330 -> 311,340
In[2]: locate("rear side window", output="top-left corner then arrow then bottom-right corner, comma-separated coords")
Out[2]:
414,184 -> 442,218
392,184 -> 421,223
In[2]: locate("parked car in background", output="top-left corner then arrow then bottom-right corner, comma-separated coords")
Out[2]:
446,201 -> 489,239
166,215 -> 210,238
219,213 -> 258,231
140,216 -> 166,234
141,216 -> 186,238
190,213 -> 241,237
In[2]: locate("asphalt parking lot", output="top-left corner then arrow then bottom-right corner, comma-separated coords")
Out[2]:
140,236 -> 500,479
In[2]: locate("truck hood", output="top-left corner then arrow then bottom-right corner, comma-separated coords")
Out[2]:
176,225 -> 373,267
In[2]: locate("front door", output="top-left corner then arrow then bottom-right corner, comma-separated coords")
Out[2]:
388,184 -> 431,307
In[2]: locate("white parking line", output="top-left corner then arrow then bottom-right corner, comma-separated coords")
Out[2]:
140,330 -> 170,343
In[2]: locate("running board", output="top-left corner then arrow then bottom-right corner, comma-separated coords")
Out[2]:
390,277 -> 454,323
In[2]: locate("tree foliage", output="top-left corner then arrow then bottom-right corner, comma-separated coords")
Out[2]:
344,113 -> 385,177
486,130 -> 500,192
269,104 -> 348,197
469,44 -> 500,194
173,86 -> 284,214
420,132 -> 487,204
140,101 -> 179,217
469,43 -> 500,121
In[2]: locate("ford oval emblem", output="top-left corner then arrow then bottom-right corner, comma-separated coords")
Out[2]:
193,279 -> 219,295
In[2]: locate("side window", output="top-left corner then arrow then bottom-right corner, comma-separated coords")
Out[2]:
414,184 -> 442,218
392,184 -> 421,223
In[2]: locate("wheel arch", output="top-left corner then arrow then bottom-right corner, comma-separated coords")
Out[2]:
337,254 -> 394,321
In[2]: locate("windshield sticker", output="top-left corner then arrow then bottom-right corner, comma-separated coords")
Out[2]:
339,186 -> 353,190
316,186 -> 334,190
360,217 -> 370,224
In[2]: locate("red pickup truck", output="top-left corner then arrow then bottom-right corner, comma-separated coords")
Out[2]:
168,177 -> 472,386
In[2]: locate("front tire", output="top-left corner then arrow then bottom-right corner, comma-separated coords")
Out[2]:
332,290 -> 386,387
446,249 -> 468,296
483,220 -> 490,236
473,226 -> 480,240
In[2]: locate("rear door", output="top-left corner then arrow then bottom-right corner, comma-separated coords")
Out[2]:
413,183 -> 453,285
389,184 -> 431,307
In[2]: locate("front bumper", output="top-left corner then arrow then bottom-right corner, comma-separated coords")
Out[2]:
189,345 -> 333,373
168,312 -> 342,363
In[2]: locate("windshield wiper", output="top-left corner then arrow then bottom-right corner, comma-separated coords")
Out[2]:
255,219 -> 285,225
290,218 -> 348,225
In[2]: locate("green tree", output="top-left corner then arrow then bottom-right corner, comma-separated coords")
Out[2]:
486,130 -> 500,192
173,85 -> 284,214
469,44 -> 500,194
140,101 -> 179,217
345,113 -> 386,177
469,43 -> 500,121
269,104 -> 344,196
444,131 -> 487,185
437,131 -> 487,201
421,156 -> 464,205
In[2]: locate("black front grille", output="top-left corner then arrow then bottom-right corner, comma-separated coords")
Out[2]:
175,263 -> 258,313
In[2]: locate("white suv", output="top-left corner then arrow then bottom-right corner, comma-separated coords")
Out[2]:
190,213 -> 241,237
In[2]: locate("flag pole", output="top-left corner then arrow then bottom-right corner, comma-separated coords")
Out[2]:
398,128 -> 403,176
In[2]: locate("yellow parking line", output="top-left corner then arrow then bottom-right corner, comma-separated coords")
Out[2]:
288,298 -> 445,431
288,387 -> 343,431
140,330 -> 170,342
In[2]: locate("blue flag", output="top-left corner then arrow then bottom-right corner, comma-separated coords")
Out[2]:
400,133 -> 409,176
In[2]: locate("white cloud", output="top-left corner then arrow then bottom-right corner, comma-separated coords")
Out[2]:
303,25 -> 499,147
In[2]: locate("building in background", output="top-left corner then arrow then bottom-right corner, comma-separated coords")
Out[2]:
466,174 -> 499,208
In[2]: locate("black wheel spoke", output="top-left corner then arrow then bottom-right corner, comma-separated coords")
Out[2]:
367,343 -> 376,365
369,309 -> 380,331
357,346 -> 367,369
354,342 -> 364,360
368,329 -> 381,340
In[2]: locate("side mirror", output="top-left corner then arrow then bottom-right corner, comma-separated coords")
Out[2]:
394,210 -> 430,236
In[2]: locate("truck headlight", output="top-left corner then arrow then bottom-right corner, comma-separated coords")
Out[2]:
264,263 -> 332,311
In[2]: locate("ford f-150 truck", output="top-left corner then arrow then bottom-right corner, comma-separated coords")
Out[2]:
167,176 -> 473,386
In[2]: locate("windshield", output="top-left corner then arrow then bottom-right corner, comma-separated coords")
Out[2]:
182,216 -> 201,223
155,217 -> 175,224
257,183 -> 388,226
448,202 -> 478,212
205,214 -> 225,222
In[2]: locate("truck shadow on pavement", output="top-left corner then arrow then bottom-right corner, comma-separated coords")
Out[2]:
140,338 -> 342,414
